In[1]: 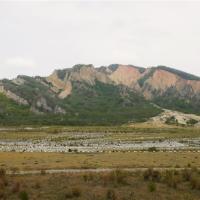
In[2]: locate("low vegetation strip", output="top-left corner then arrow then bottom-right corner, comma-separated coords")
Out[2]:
1,168 -> 200,200
0,152 -> 199,171
5,167 -> 200,176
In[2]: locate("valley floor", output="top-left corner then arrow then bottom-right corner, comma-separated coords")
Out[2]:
0,151 -> 199,172
0,125 -> 200,199
1,168 -> 200,200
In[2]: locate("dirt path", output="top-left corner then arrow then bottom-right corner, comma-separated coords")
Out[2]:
6,167 -> 200,175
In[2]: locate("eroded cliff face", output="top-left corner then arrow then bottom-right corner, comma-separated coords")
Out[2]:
142,69 -> 180,99
1,64 -> 200,116
46,64 -> 112,99
45,64 -> 200,103
109,65 -> 142,89
141,69 -> 200,100
146,69 -> 178,90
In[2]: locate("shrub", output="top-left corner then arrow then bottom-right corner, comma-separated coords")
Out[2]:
40,170 -> 46,175
148,182 -> 156,192
106,189 -> 116,200
102,170 -> 128,186
190,176 -> 200,190
128,191 -> 135,200
72,187 -> 81,197
143,169 -> 161,182
109,170 -> 128,185
151,170 -> 161,182
164,171 -> 180,189
65,190 -> 73,198
143,169 -> 153,181
11,182 -> 20,193
0,189 -> 5,199
0,168 -> 7,188
0,168 -> 6,177
148,147 -> 158,152
33,182 -> 40,189
182,169 -> 192,181
19,191 -> 29,200
83,173 -> 95,182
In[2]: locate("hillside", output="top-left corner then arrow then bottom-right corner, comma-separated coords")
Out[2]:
0,64 -> 200,125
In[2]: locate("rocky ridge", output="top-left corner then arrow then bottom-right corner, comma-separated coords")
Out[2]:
0,64 -> 200,125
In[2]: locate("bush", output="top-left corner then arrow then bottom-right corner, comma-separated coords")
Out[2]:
0,188 -> 5,199
182,169 -> 192,181
148,182 -> 156,192
65,190 -> 73,198
40,169 -> 46,175
72,187 -> 81,197
11,182 -> 20,193
19,191 -> 29,200
106,189 -> 116,200
33,182 -> 40,189
164,171 -> 180,189
83,173 -> 95,182
114,170 -> 128,185
103,170 -> 128,185
0,168 -> 6,177
143,169 -> 161,182
190,176 -> 200,190
148,147 -> 158,152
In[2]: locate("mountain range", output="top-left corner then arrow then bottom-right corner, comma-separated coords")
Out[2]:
0,64 -> 200,125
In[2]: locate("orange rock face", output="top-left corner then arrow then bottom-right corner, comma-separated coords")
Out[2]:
46,64 -> 200,100
109,65 -> 142,88
146,69 -> 179,90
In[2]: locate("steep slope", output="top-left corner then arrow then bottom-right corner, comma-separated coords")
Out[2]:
0,63 -> 200,125
139,67 -> 200,114
60,81 -> 161,125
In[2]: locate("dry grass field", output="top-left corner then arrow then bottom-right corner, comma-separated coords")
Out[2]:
0,151 -> 199,171
1,168 -> 200,200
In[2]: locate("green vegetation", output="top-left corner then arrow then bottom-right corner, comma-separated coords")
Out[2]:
187,119 -> 198,126
1,125 -> 200,141
0,80 -> 162,125
138,68 -> 156,87
62,81 -> 161,125
1,64 -> 200,125
153,89 -> 200,115
166,116 -> 178,125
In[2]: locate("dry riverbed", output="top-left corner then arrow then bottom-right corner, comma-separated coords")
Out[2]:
0,130 -> 200,152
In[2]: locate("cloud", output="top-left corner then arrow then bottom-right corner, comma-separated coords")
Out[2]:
4,57 -> 37,68
0,1 -> 200,78
0,57 -> 38,79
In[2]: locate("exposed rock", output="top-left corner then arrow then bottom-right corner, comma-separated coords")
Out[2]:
54,105 -> 66,114
1,64 -> 200,120
36,97 -> 52,112
12,77 -> 25,85
149,108 -> 200,126
149,69 -> 179,90
0,85 -> 29,105
109,65 -> 142,88
47,70 -> 66,90
58,81 -> 72,99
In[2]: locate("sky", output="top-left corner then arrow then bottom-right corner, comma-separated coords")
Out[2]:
0,1 -> 200,79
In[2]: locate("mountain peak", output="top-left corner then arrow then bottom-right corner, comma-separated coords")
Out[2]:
72,64 -> 94,71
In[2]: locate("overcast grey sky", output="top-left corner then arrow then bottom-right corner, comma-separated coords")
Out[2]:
0,1 -> 200,79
